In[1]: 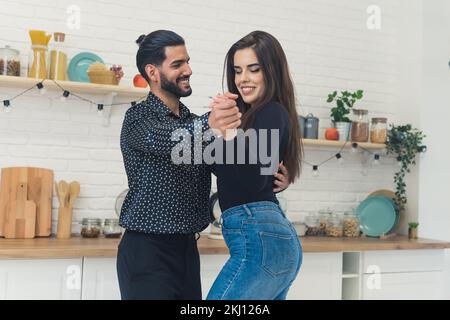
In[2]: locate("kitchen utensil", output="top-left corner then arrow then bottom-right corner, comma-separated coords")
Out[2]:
68,181 -> 80,208
356,196 -> 397,237
58,180 -> 69,207
0,167 -> 53,237
3,183 -> 36,239
67,52 -> 104,82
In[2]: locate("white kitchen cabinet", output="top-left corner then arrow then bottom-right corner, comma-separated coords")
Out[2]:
81,257 -> 121,300
287,252 -> 342,300
362,271 -> 444,299
0,258 -> 82,300
360,249 -> 445,300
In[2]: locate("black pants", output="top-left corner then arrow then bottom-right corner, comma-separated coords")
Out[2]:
116,230 -> 202,300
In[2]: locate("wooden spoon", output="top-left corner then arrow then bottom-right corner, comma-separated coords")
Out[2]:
58,180 -> 69,208
68,181 -> 80,208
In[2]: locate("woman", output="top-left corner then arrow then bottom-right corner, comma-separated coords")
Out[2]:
207,31 -> 303,300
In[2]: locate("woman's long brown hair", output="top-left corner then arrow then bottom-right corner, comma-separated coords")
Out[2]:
223,31 -> 302,183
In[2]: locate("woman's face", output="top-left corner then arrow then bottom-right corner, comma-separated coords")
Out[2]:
233,48 -> 265,107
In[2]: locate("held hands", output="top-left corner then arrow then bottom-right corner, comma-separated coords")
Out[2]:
208,92 -> 241,140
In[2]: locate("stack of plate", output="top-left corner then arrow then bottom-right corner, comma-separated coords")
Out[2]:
356,190 -> 399,237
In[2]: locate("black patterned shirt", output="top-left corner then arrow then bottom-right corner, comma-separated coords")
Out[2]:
119,92 -> 213,234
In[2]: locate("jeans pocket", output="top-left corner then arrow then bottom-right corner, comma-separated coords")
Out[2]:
260,232 -> 296,277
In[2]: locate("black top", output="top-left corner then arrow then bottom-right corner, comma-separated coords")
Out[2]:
119,92 -> 213,234
213,100 -> 290,212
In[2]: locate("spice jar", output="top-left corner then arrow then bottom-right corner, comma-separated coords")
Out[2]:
49,32 -> 67,80
370,117 -> 387,143
326,214 -> 343,237
351,109 -> 369,142
0,45 -> 21,76
305,213 -> 320,236
343,211 -> 360,237
103,218 -> 122,238
81,218 -> 102,238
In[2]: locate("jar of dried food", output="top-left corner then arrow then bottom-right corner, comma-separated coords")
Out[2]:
81,218 -> 102,238
305,213 -> 320,236
318,209 -> 332,236
326,214 -> 343,237
351,109 -> 369,142
28,44 -> 48,79
49,32 -> 67,80
343,211 -> 360,237
370,117 -> 387,143
0,45 -> 21,76
103,218 -> 122,238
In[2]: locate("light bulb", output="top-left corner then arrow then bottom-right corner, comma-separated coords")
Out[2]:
60,90 -> 70,102
36,82 -> 46,95
335,153 -> 344,165
351,143 -> 358,153
312,165 -> 319,178
374,154 -> 380,166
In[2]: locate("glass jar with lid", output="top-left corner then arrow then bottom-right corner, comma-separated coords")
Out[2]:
28,44 -> 48,79
81,218 -> 102,238
49,32 -> 67,80
305,213 -> 320,236
0,45 -> 21,76
318,209 -> 332,236
326,214 -> 343,237
103,218 -> 122,238
370,117 -> 388,143
343,211 -> 360,237
351,109 -> 369,142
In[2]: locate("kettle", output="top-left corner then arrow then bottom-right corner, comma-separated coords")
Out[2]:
304,113 -> 319,139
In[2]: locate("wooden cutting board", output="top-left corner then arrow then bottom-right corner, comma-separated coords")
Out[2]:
0,167 -> 53,237
3,183 -> 36,239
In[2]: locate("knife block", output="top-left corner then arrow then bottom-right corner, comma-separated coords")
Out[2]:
56,207 -> 73,239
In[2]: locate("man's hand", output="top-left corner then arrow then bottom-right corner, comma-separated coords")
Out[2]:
273,162 -> 290,193
208,92 -> 241,139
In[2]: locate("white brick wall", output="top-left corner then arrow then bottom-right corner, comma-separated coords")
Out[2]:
0,0 -> 406,233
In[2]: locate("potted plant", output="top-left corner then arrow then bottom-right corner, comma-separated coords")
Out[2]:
386,124 -> 427,211
327,90 -> 364,141
408,222 -> 419,239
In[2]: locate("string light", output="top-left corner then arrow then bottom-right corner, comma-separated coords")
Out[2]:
60,90 -> 70,102
36,82 -> 47,95
97,104 -> 104,117
374,154 -> 380,165
351,142 -> 358,153
3,100 -> 11,113
312,165 -> 319,177
335,153 -> 344,165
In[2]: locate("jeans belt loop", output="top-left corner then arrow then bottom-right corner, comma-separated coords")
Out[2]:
243,204 -> 253,217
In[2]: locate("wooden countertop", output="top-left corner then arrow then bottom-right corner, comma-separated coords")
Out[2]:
0,235 -> 449,259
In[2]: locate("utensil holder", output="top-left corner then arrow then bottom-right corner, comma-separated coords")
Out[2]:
56,207 -> 73,239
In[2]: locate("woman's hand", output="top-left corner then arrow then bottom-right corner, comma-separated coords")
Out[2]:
273,162 -> 290,193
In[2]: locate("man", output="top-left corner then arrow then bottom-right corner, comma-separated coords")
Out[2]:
117,30 -> 289,300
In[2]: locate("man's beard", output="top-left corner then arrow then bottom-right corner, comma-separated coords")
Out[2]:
160,72 -> 192,98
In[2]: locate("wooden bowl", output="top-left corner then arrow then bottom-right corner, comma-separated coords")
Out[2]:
87,70 -> 119,85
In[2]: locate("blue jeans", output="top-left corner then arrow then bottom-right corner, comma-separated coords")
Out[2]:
206,201 -> 302,300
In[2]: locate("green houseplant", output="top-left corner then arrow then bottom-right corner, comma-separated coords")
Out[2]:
386,124 -> 427,211
408,222 -> 419,239
327,90 -> 364,141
